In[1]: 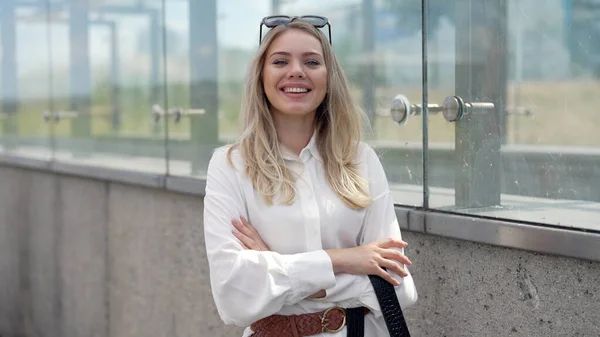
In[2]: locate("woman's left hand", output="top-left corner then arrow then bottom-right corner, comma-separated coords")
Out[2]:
231,216 -> 270,251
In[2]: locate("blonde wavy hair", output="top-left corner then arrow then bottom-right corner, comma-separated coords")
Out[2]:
227,20 -> 373,210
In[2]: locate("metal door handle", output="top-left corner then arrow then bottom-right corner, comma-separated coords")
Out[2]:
390,95 -> 495,123
169,107 -> 205,123
43,110 -> 79,123
151,104 -> 205,123
390,94 -> 440,124
151,104 -> 166,123
441,96 -> 495,122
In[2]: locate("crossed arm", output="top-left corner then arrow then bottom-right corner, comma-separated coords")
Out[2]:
232,213 -> 410,297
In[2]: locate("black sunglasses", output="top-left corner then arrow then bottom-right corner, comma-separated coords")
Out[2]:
259,15 -> 332,45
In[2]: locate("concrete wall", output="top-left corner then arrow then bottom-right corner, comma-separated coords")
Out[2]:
1,165 -> 599,337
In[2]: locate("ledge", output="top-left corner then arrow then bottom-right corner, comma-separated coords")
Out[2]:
395,207 -> 600,261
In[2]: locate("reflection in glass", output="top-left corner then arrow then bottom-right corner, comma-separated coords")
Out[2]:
424,0 -> 600,230
165,0 -> 221,177
206,0 -> 425,205
4,0 -> 598,230
162,0 -> 423,205
0,0 -> 53,159
49,0 -> 168,174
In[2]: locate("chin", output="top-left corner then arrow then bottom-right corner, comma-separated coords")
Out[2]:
274,104 -> 318,117
281,108 -> 316,117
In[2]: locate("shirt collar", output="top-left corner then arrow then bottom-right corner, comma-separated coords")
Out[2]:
280,130 -> 323,163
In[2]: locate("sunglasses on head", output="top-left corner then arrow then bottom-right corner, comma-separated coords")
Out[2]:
259,15 -> 332,45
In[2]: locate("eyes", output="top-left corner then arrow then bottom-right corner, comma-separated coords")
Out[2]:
272,59 -> 322,67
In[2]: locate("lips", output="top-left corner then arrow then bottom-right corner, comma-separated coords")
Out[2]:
280,83 -> 312,94
283,87 -> 310,93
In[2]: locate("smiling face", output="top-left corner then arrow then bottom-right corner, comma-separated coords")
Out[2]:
262,29 -> 328,121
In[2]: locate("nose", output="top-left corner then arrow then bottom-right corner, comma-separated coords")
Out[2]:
287,59 -> 305,78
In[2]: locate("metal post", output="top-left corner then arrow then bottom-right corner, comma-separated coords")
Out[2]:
362,0 -> 376,134
150,11 -> 162,136
422,0 -> 430,208
513,2 -> 523,143
189,0 -> 219,174
109,22 -> 121,133
1,0 -> 18,149
69,0 -> 92,151
497,1 -> 508,142
453,0 -> 506,208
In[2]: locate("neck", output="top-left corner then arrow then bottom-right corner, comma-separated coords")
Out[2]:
273,111 -> 316,155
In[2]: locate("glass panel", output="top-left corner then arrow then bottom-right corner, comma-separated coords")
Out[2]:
0,0 -> 53,160
165,0 -> 267,178
164,0 -> 225,177
50,0 -> 167,174
427,0 -> 600,230
166,0 -> 424,207
280,0 -> 424,206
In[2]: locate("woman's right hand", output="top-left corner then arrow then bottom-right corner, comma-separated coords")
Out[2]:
325,237 -> 412,286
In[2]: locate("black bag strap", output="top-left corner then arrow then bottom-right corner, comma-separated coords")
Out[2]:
368,274 -> 411,337
346,273 -> 412,337
346,307 -> 366,337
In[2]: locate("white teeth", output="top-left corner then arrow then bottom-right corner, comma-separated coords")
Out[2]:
283,87 -> 308,93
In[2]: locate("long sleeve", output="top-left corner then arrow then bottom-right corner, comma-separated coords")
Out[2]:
203,147 -> 337,327
312,145 -> 418,317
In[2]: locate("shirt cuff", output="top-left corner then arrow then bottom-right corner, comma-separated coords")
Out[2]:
308,273 -> 371,308
286,250 -> 337,304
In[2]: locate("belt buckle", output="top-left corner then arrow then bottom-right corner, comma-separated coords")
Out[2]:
321,306 -> 346,333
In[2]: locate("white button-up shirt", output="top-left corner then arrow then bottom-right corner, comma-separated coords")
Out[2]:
204,134 -> 418,337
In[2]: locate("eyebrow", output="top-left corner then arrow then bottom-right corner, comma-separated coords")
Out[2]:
268,51 -> 323,58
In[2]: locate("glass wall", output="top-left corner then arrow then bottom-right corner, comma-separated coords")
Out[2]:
163,0 -> 223,177
275,0 -> 425,206
0,0 -> 54,160
417,0 -> 600,230
157,0 -> 423,208
49,0 -> 168,173
1,0 -> 599,230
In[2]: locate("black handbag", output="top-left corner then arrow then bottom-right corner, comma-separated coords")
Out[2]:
347,273 -> 411,337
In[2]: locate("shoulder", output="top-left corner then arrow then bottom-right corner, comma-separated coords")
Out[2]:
355,141 -> 384,171
205,145 -> 247,198
208,144 -> 245,176
355,142 -> 390,197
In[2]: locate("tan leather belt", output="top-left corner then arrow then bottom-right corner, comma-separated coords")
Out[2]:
250,306 -> 370,337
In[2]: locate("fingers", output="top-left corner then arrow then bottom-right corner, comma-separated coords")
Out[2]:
376,256 -> 408,279
374,265 -> 401,286
240,216 -> 253,230
232,217 -> 269,251
232,217 -> 254,238
380,249 -> 412,267
377,237 -> 408,249
232,228 -> 257,250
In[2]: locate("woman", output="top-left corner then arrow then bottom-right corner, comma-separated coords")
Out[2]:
203,17 -> 418,337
